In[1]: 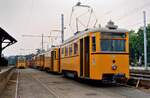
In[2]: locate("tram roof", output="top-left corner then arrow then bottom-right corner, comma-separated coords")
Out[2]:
0,27 -> 17,43
61,27 -> 128,46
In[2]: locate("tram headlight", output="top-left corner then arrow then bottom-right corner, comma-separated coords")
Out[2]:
112,64 -> 117,70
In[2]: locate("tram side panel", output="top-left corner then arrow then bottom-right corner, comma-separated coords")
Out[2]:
43,51 -> 51,71
36,56 -> 41,69
60,40 -> 81,77
51,48 -> 61,73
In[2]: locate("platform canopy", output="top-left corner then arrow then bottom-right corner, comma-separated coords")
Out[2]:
0,27 -> 17,58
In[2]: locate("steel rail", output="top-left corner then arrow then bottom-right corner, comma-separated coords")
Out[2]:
130,76 -> 150,81
130,72 -> 150,88
15,69 -> 20,98
130,73 -> 150,78
130,73 -> 150,81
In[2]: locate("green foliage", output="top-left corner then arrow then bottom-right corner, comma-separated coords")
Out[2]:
129,24 -> 150,66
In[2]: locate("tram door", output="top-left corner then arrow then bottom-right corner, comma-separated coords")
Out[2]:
51,51 -> 54,71
42,55 -> 45,68
40,55 -> 44,68
80,39 -> 83,76
58,49 -> 61,72
84,36 -> 90,77
80,36 -> 90,77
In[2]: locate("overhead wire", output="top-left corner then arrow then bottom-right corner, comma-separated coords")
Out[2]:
115,1 -> 150,22
69,2 -> 91,32
124,22 -> 143,29
95,0 -> 150,30
81,0 -> 98,25
77,18 -> 87,28
92,9 -> 98,27
71,0 -> 150,31
89,0 -> 150,27
84,0 -> 95,5
87,8 -> 93,27
82,0 -> 88,4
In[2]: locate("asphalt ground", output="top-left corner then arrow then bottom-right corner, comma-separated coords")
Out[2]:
1,68 -> 150,98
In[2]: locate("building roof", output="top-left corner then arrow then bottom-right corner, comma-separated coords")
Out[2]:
0,27 -> 17,43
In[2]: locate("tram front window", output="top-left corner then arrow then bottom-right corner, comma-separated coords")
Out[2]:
100,32 -> 126,52
101,40 -> 125,52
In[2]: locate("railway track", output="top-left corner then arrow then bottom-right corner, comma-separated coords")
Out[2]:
15,70 -> 20,98
15,69 -> 59,98
130,70 -> 150,88
12,68 -> 150,98
130,73 -> 150,81
30,73 -> 60,98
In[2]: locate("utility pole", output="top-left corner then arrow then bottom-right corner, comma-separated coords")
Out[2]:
22,34 -> 57,52
143,11 -> 147,70
61,14 -> 64,43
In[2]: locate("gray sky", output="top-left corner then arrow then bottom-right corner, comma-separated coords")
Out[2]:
0,0 -> 150,56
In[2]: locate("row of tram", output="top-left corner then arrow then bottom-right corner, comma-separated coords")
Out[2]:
31,21 -> 130,81
16,55 -> 33,69
16,56 -> 27,69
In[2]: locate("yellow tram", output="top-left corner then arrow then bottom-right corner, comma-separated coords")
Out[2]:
60,21 -> 129,81
51,47 -> 61,73
43,50 -> 51,71
42,47 -> 60,73
16,56 -> 26,69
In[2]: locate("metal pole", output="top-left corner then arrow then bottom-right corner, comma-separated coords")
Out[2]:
76,18 -> 79,33
61,14 -> 64,43
0,37 -> 2,66
42,34 -> 44,52
143,11 -> 147,70
0,37 -> 2,59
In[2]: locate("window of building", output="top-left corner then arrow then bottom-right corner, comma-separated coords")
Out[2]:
92,36 -> 96,52
74,42 -> 78,54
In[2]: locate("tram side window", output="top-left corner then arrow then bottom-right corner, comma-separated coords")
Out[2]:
61,48 -> 64,57
61,48 -> 64,54
92,36 -> 96,52
69,45 -> 72,56
65,47 -> 68,56
55,51 -> 57,59
53,51 -> 56,60
74,42 -> 78,54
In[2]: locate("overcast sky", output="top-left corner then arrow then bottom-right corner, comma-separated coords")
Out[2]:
0,0 -> 150,56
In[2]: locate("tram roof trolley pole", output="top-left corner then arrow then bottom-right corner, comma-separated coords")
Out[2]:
69,1 -> 98,33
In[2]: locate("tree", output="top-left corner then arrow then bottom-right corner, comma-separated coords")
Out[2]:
129,30 -> 139,65
129,24 -> 150,66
